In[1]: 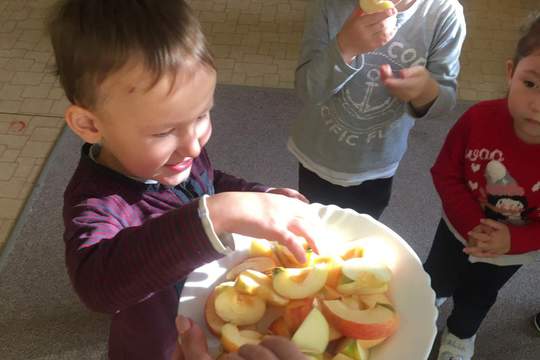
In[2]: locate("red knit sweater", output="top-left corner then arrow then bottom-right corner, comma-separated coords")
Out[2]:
431,99 -> 540,254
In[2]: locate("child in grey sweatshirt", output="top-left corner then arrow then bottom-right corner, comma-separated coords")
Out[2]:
289,0 -> 466,219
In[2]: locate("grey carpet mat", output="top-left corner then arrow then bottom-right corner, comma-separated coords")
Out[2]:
1,84 -> 538,359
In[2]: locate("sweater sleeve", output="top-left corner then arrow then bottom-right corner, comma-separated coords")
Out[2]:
213,170 -> 269,193
415,4 -> 466,120
295,0 -> 365,106
508,219 -> 540,254
431,110 -> 485,239
63,199 -> 222,314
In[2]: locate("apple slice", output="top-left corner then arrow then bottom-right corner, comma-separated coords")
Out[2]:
342,258 -> 392,283
291,307 -> 329,355
337,273 -> 388,296
358,294 -> 392,309
249,239 -> 274,257
204,288 -> 226,336
268,316 -> 291,338
214,286 -> 266,326
359,0 -> 395,14
357,337 -> 386,349
221,323 -> 263,352
235,270 -> 289,306
321,299 -> 398,340
226,256 -> 277,281
311,255 -> 343,288
336,338 -> 370,360
274,243 -> 312,268
273,264 -> 328,299
283,297 -> 314,333
332,354 -> 355,360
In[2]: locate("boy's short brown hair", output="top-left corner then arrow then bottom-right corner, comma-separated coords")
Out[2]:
48,0 -> 214,109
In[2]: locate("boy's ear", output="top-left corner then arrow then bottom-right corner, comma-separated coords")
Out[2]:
64,105 -> 102,144
505,60 -> 515,85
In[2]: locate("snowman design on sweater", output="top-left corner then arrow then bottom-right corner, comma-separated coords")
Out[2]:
481,160 -> 533,225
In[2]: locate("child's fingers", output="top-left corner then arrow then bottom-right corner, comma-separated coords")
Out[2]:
480,218 -> 505,229
237,343 -> 280,360
467,230 -> 491,243
259,336 -> 308,360
288,217 -> 323,255
176,316 -> 212,360
463,246 -> 498,257
380,64 -> 394,81
276,232 -> 307,263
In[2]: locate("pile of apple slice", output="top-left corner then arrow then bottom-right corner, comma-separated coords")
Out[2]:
204,238 -> 399,360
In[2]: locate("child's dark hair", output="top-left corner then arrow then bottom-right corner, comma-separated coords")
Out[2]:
513,12 -> 540,68
48,0 -> 214,109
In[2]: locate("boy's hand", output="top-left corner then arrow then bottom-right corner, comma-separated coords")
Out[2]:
380,65 -> 439,114
207,192 -> 324,263
463,219 -> 511,257
337,7 -> 397,64
266,187 -> 309,203
173,315 -> 307,360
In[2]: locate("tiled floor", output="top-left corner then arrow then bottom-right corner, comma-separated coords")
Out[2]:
0,0 -> 537,252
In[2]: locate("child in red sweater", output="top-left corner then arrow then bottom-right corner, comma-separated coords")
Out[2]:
424,14 -> 540,360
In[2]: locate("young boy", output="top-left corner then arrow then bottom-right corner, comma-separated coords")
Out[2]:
288,0 -> 466,219
49,1 -> 322,359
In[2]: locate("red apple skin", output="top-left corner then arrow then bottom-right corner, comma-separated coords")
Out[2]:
283,297 -> 314,333
268,316 -> 291,338
321,300 -> 399,340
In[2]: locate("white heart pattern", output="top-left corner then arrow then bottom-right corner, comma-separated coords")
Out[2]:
468,181 -> 478,191
532,182 -> 540,192
471,163 -> 481,173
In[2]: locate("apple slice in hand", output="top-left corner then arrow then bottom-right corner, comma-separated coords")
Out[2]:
321,299 -> 398,340
291,307 -> 329,355
273,264 -> 328,299
214,286 -> 266,326
221,323 -> 263,352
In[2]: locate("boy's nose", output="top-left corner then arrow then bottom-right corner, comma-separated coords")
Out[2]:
177,135 -> 201,158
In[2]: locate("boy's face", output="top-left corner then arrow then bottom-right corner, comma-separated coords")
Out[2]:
92,62 -> 216,186
506,49 -> 540,144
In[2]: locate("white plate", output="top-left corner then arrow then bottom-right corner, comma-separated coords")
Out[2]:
178,203 -> 437,359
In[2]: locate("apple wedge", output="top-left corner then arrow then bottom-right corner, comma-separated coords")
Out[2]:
268,316 -> 291,338
291,307 -> 329,355
235,269 -> 289,306
274,243 -> 312,268
273,264 -> 328,299
337,273 -> 388,296
283,297 -> 314,333
321,299 -> 398,340
311,255 -> 343,288
336,338 -> 370,360
360,0 -> 395,14
204,288 -> 227,336
214,286 -> 266,326
342,258 -> 391,283
225,256 -> 277,281
221,323 -> 263,352
358,294 -> 392,309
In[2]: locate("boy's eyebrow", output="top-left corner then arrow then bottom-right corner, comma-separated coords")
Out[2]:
524,69 -> 540,78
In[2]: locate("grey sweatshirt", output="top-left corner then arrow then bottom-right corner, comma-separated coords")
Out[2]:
288,0 -> 466,186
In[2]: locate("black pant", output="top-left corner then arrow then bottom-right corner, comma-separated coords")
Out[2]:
424,219 -> 521,338
298,164 -> 393,220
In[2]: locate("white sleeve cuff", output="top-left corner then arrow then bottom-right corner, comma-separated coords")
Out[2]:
198,195 -> 234,255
